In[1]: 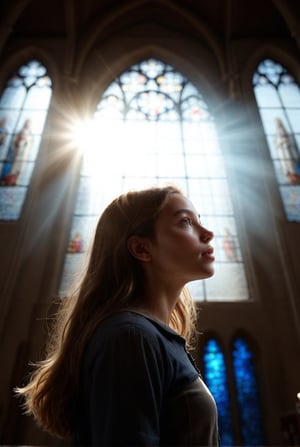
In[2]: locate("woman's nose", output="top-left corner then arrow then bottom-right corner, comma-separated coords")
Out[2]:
200,227 -> 214,243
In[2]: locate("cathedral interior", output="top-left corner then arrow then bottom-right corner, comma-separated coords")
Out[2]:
1,0 -> 300,445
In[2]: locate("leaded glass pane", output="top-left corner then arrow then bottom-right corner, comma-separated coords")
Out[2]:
182,98 -> 211,122
233,338 -> 265,445
0,187 -> 27,220
278,83 -> 300,107
203,339 -> 234,446
61,59 -> 249,301
23,84 -> 52,109
279,185 -> 300,221
287,109 -> 300,133
0,85 -> 27,109
0,60 -> 52,220
205,264 -> 248,301
253,59 -> 300,222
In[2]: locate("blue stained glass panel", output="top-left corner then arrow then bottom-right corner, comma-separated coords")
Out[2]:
203,339 -> 234,446
233,338 -> 265,445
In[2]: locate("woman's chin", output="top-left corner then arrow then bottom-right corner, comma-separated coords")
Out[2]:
201,267 -> 215,279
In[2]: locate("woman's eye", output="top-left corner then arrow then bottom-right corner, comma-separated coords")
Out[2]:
181,217 -> 193,226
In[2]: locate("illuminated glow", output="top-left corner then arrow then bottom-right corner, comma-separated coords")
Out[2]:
69,116 -> 126,206
70,119 -> 98,153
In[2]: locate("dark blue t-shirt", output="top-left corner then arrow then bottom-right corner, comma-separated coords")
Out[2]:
72,311 -> 219,446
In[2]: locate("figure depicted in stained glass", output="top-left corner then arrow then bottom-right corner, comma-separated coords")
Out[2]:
222,227 -> 238,261
274,118 -> 300,184
0,119 -> 32,186
68,231 -> 83,253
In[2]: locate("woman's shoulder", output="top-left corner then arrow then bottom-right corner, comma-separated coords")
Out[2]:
83,311 -> 186,367
94,310 -> 183,341
83,311 -> 168,369
86,311 -> 183,358
92,311 -> 164,341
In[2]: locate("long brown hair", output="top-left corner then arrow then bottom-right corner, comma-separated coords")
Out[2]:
15,185 -> 197,438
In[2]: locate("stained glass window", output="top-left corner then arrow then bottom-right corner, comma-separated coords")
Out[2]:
0,60 -> 52,220
233,338 -> 265,445
253,59 -> 300,222
203,339 -> 234,446
61,58 -> 249,301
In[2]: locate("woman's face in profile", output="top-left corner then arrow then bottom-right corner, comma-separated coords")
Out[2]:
149,193 -> 215,285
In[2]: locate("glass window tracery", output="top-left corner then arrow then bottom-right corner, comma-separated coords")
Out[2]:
253,59 -> 300,222
0,60 -> 52,220
233,337 -> 265,445
203,339 -> 234,446
61,59 -> 248,302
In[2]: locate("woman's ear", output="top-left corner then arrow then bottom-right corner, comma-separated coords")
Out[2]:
127,235 -> 152,262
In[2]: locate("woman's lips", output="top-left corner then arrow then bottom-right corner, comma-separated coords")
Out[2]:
202,246 -> 215,261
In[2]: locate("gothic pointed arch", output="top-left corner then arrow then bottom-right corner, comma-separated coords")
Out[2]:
0,59 -> 52,219
61,58 -> 249,302
75,1 -> 224,79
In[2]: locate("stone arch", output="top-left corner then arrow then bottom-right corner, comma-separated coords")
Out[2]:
0,45 -> 58,92
81,43 -> 223,116
74,0 -> 225,81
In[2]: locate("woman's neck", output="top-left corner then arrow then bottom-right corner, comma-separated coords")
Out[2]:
131,288 -> 182,325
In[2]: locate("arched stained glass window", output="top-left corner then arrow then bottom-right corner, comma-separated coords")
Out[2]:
0,60 -> 52,220
61,58 -> 249,301
233,338 -> 264,445
253,59 -> 300,222
203,339 -> 234,446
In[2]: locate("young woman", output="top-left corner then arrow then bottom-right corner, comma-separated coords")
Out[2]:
16,185 -> 219,446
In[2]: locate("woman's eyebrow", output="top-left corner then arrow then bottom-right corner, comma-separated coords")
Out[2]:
173,209 -> 201,220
